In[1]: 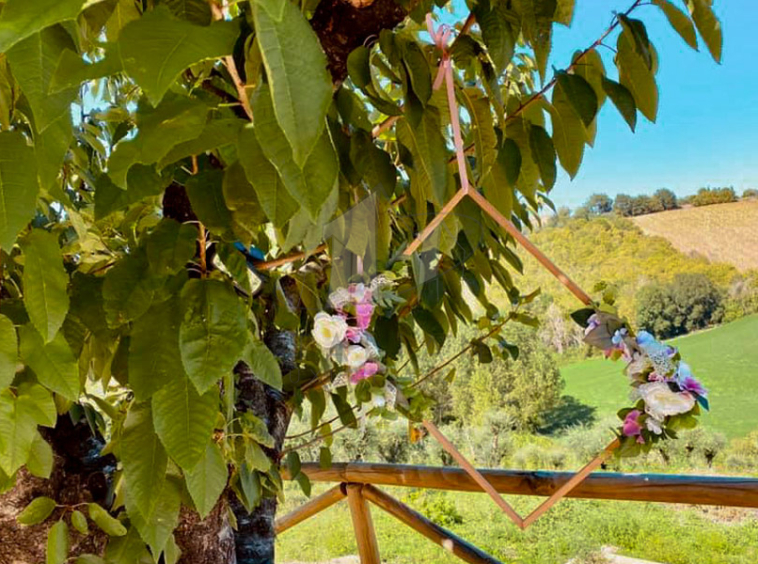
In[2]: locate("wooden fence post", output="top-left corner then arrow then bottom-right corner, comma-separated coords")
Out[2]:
346,483 -> 381,564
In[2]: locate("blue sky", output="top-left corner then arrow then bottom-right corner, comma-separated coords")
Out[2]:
545,0 -> 758,208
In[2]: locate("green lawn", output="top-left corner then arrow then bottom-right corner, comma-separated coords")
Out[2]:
561,315 -> 758,439
277,484 -> 758,564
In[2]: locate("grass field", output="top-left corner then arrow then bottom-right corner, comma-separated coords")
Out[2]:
562,315 -> 758,439
632,200 -> 758,272
277,484 -> 758,564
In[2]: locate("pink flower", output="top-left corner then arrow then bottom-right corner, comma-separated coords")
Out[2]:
345,327 -> 363,343
622,410 -> 644,440
350,362 -> 379,384
355,303 -> 374,331
680,376 -> 707,397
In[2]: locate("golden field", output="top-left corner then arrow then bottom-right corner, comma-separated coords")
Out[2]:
632,199 -> 758,271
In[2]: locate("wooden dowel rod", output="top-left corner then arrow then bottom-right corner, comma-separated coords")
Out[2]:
467,189 -> 593,306
346,484 -> 381,564
521,438 -> 620,528
297,463 -> 758,509
274,484 -> 346,535
423,420 -> 524,528
361,484 -> 502,564
404,188 -> 467,256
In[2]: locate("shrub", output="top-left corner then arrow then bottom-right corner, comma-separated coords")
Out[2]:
652,188 -> 679,211
691,187 -> 737,207
613,194 -> 634,217
585,193 -> 614,215
743,188 -> 758,199
636,273 -> 724,339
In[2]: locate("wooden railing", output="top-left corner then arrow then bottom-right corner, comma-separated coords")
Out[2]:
276,462 -> 758,564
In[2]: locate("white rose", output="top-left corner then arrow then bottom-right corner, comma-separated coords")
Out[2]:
637,382 -> 695,421
328,287 -> 351,311
312,312 -> 348,350
646,417 -> 663,435
346,345 -> 369,368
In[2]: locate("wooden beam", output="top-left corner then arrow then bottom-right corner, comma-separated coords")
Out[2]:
275,485 -> 346,535
346,484 -> 381,564
361,484 -> 502,564
297,463 -> 758,509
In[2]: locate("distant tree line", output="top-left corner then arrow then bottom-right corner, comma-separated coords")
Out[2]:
560,186 -> 756,221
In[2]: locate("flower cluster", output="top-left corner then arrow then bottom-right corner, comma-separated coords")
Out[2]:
312,281 -> 385,384
580,310 -> 709,454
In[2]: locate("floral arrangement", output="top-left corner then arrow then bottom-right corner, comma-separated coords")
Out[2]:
311,277 -> 406,410
573,288 -> 709,456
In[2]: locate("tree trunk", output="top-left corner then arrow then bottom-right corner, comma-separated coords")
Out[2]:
229,331 -> 296,564
0,417 -> 112,563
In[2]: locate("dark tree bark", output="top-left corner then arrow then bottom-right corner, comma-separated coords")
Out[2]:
311,0 -> 408,82
228,330 -> 296,564
0,417 -> 113,563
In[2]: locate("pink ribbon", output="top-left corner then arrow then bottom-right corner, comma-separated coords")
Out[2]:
426,14 -> 470,194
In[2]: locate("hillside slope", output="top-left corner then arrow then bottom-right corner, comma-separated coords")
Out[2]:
561,315 -> 758,439
632,200 -> 758,271
507,216 -> 738,319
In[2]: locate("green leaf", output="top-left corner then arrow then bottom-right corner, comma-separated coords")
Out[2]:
528,124 -> 557,190
483,143 -> 516,219
555,72 -> 598,127
237,464 -> 262,511
319,446 -> 332,469
252,0 -> 332,167
6,26 -> 77,133
118,7 -> 239,105
554,0 -> 576,26
397,110 -> 448,205
0,315 -> 17,390
71,510 -> 89,535
179,279 -> 248,394
93,168 -> 164,220
401,40 -> 432,106
33,115 -> 72,192
164,0 -> 212,25
412,308 -> 446,347
572,49 -> 606,108
330,393 -> 357,429
513,0 -> 555,81
349,130 -> 397,200
121,403 -> 168,520
104,526 -> 150,564
158,119 -> 243,169
294,469 -> 311,497
688,0 -> 722,62
27,433 -> 54,478
21,230 -> 69,343
102,251 -> 155,327
88,503 -> 127,537
475,2 -> 516,74
46,520 -> 69,564
185,441 -> 227,518
653,0 -> 698,50
17,496 -> 57,525
16,383 -> 57,427
249,85 -> 339,221
0,0 -> 85,53
237,125 -> 298,228
185,170 -> 235,238
0,388 -> 38,474
163,535 -> 182,564
127,477 -> 181,556
618,15 -> 653,70
108,96 -> 208,188
241,413 -> 275,449
0,131 -> 40,251
549,86 -> 586,178
75,555 -> 107,564
460,88 -> 497,180
244,442 -> 271,472
617,27 -> 658,123
222,162 -> 268,246
285,450 -> 301,479
145,219 -> 197,277
602,77 -> 637,132
242,338 -> 283,391
152,374 -> 218,470
19,325 -> 79,401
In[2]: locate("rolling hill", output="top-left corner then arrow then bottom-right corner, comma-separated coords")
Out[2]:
632,200 -> 758,272
561,314 -> 758,439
